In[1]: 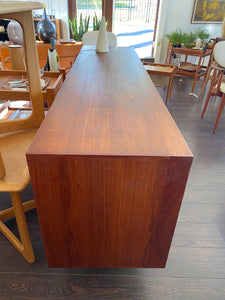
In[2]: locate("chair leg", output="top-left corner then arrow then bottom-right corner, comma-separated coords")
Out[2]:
0,200 -> 35,222
201,91 -> 212,119
0,192 -> 35,263
201,68 -> 218,119
213,94 -> 225,134
199,63 -> 212,99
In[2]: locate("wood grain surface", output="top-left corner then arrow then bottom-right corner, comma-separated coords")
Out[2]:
27,47 -> 193,268
29,47 -> 192,157
0,1 -> 42,14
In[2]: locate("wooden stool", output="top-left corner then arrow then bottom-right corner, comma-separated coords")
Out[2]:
144,63 -> 175,105
0,1 -> 44,263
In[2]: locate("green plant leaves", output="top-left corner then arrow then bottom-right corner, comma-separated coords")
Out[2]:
165,27 -> 210,47
93,13 -> 101,31
68,13 -> 90,41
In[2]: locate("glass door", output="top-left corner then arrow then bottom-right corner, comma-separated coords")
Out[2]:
114,0 -> 159,58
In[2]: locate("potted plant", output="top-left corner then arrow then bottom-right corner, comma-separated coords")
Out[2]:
196,27 -> 210,41
68,13 -> 90,41
93,13 -> 108,31
183,31 -> 197,48
93,13 -> 101,31
195,27 -> 210,49
165,28 -> 185,47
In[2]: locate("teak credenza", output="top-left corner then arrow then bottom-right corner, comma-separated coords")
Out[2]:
27,47 -> 193,268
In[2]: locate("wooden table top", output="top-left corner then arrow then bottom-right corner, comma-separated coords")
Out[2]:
28,46 -> 192,158
0,1 -> 42,14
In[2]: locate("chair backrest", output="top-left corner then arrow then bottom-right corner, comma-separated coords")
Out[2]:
83,31 -> 117,47
214,41 -> 225,68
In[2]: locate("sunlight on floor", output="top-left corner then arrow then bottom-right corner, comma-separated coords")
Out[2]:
114,20 -> 155,58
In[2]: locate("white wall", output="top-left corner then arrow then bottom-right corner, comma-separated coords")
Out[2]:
155,0 -> 223,62
52,0 -> 69,39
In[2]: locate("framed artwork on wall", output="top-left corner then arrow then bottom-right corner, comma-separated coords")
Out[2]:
192,0 -> 225,23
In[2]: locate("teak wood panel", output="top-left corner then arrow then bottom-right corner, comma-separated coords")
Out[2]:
27,47 -> 193,268
0,42 -> 83,70
36,42 -> 83,69
28,47 -> 192,157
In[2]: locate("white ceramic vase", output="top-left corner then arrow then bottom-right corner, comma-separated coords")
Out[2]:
96,16 -> 109,53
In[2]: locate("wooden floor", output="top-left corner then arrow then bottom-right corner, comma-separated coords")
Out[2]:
1,77 -> 225,299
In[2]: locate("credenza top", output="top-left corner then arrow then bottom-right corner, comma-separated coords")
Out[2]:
28,47 -> 193,158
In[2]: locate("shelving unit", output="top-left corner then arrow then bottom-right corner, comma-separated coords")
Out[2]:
0,42 -> 83,71
0,18 -> 61,42
0,69 -> 65,120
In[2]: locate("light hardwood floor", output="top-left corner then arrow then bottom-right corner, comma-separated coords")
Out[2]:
1,77 -> 225,299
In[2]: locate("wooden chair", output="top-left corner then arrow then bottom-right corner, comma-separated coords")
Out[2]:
201,41 -> 225,133
0,1 -> 44,263
83,31 -> 117,46
199,38 -> 224,99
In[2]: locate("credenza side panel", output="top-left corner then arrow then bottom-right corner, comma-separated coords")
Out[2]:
27,154 -> 192,268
